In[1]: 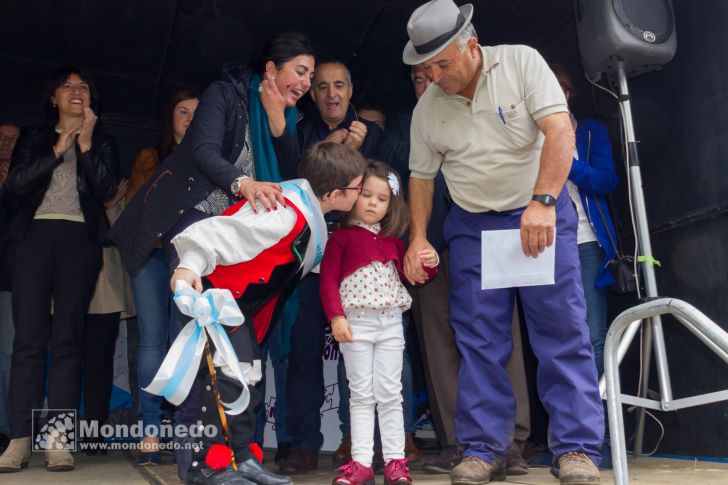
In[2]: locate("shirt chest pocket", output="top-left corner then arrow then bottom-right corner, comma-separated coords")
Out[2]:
500,101 -> 540,149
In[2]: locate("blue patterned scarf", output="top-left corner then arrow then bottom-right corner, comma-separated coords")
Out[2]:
247,74 -> 299,183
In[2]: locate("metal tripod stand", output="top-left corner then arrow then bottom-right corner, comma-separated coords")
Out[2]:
603,61 -> 728,485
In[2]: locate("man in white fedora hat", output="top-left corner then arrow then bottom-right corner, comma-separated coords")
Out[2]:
401,1 -> 604,484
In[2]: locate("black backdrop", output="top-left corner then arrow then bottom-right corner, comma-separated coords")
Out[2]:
1,0 -> 726,458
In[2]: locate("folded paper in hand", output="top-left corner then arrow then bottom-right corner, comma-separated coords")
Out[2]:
481,229 -> 556,290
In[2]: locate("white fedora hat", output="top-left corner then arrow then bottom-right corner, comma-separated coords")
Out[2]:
402,0 -> 474,65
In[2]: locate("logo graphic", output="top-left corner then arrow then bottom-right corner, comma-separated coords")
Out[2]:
32,409 -> 76,451
643,31 -> 656,43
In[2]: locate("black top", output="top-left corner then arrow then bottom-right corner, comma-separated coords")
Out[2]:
3,126 -> 118,243
109,65 -> 300,275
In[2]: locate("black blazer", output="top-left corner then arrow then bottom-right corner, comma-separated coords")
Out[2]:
3,126 -> 118,243
109,65 -> 300,275
297,105 -> 382,158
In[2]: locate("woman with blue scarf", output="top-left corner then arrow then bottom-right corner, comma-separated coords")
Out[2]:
109,32 -> 315,485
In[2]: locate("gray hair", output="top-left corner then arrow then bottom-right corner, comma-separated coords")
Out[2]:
455,23 -> 478,51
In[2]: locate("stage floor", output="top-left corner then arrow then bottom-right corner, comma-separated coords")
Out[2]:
3,450 -> 725,484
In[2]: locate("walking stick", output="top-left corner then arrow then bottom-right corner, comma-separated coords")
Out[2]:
204,337 -> 238,471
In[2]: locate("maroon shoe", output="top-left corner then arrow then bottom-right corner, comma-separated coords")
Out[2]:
332,436 -> 352,467
384,458 -> 412,484
332,460 -> 374,485
278,446 -> 318,475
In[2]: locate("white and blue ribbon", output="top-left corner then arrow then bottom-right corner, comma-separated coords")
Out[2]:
281,180 -> 326,270
143,281 -> 251,415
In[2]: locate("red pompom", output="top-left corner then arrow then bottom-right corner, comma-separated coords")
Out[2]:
205,444 -> 232,470
249,442 -> 264,463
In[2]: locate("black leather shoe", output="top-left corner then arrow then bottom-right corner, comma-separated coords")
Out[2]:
237,457 -> 292,485
187,465 -> 254,485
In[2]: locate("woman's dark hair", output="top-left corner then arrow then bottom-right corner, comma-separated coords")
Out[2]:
298,142 -> 365,198
158,89 -> 200,161
256,31 -> 315,74
550,64 -> 574,96
43,66 -> 100,124
342,159 -> 409,238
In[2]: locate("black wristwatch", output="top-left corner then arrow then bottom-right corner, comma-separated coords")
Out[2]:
532,194 -> 558,207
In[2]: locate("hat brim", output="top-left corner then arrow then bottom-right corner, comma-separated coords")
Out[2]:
402,4 -> 474,65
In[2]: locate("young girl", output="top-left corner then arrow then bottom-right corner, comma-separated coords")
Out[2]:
320,160 -> 438,485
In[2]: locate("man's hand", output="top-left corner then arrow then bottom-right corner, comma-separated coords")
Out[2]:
238,178 -> 286,213
324,129 -> 349,144
171,268 -> 203,293
343,121 -> 367,151
404,238 -> 434,285
332,317 -> 353,343
520,201 -> 556,257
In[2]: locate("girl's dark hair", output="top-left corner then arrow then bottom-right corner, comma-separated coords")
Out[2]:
256,31 -> 315,74
298,142 -> 366,198
44,67 -> 100,124
550,64 -> 574,96
158,89 -> 200,161
343,159 -> 409,238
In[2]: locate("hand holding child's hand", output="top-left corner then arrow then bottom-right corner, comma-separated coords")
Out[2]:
418,248 -> 439,268
332,317 -> 353,343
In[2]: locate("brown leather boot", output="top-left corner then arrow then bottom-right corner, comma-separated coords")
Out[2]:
421,445 -> 462,474
450,455 -> 505,484
506,442 -> 528,476
46,448 -> 74,472
403,433 -> 422,466
278,446 -> 318,475
332,436 -> 352,467
552,452 -> 600,484
0,437 -> 31,473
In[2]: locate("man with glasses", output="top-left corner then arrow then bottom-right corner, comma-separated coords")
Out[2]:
0,122 -> 20,454
0,124 -> 20,187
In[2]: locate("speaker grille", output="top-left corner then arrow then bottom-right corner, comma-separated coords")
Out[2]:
612,0 -> 674,43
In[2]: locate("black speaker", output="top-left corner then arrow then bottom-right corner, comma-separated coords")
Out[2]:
574,0 -> 677,80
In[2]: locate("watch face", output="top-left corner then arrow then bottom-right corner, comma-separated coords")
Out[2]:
534,194 -> 557,206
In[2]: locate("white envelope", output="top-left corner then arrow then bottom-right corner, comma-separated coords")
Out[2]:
481,229 -> 556,290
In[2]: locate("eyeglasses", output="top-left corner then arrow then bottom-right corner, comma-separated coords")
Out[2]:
339,183 -> 363,194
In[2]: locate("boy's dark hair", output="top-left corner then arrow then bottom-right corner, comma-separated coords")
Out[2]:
298,142 -> 366,198
343,159 -> 409,238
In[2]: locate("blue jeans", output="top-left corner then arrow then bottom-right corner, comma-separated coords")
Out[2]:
131,249 -> 181,436
578,241 -> 609,376
0,291 -> 13,436
255,314 -> 293,445
338,311 -> 416,437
